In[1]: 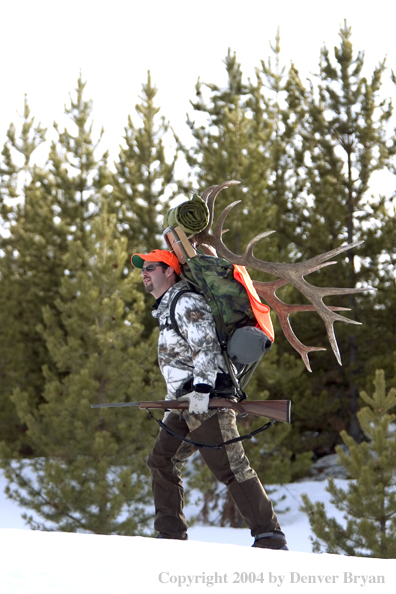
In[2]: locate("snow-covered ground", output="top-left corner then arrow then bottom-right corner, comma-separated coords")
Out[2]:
1,470 -> 395,593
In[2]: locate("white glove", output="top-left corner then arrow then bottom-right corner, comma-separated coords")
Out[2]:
179,391 -> 210,414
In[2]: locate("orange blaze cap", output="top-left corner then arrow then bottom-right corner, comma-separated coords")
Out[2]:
131,249 -> 181,275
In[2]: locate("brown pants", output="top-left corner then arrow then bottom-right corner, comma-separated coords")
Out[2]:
146,408 -> 282,540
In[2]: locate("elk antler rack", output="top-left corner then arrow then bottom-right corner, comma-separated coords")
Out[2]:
190,180 -> 368,372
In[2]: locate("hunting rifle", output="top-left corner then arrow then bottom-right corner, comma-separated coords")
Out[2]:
91,398 -> 291,424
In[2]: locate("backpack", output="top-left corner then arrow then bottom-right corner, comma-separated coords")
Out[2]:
172,254 -> 255,337
164,226 -> 274,392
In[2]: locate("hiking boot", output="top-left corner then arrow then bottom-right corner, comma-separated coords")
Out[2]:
252,531 -> 288,550
156,532 -> 188,540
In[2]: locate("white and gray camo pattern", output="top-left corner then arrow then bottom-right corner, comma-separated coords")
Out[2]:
152,281 -> 228,400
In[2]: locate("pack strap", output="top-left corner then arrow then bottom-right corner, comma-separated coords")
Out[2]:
147,410 -> 275,450
169,281 -> 229,346
169,288 -> 195,340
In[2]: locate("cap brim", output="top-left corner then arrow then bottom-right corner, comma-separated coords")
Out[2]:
131,255 -> 144,268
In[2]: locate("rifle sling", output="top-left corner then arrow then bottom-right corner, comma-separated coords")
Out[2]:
147,410 -> 275,450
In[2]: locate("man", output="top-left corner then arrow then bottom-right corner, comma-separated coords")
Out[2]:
131,248 -> 288,550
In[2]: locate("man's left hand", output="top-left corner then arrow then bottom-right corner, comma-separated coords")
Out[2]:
179,391 -> 210,414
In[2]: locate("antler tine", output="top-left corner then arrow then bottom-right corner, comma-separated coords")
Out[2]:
200,181 -> 240,207
311,286 -> 370,299
206,180 -> 241,229
200,185 -> 217,203
301,240 -> 364,269
213,200 -> 241,241
325,320 -> 343,365
307,261 -> 337,273
200,185 -> 217,229
205,180 -> 241,207
277,315 -> 326,372
244,230 -> 277,259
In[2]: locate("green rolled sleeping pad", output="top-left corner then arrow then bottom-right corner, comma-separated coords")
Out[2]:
164,195 -> 209,234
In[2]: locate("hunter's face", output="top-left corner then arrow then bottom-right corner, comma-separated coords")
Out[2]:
141,261 -> 167,296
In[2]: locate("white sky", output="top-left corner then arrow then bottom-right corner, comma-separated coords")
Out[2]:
2,0 -> 396,188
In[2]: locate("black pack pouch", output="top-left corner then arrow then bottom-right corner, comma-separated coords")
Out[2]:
175,374 -> 236,399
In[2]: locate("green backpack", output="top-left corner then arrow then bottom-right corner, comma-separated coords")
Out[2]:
171,253 -> 256,347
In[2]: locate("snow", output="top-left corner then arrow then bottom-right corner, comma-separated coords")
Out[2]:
1,470 -> 395,593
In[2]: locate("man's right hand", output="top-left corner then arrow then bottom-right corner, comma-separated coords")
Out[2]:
179,391 -> 210,414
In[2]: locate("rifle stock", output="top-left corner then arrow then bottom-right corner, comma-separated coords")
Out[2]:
91,399 -> 291,424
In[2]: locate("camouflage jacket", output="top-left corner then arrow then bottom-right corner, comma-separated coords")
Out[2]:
152,281 -> 227,399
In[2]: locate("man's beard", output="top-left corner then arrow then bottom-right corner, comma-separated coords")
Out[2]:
143,280 -> 154,293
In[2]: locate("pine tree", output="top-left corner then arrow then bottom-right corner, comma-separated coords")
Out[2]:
0,207 -> 162,534
251,29 -> 308,253
180,42 -> 307,260
291,21 -> 395,443
0,97 -> 52,452
112,70 -> 176,254
46,74 -> 110,247
180,49 -> 265,255
301,368 -> 396,557
0,78 -> 110,453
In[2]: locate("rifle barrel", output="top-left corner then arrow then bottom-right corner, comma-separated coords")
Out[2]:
91,402 -> 140,408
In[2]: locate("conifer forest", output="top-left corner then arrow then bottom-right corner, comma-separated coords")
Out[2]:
0,24 -> 395,555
